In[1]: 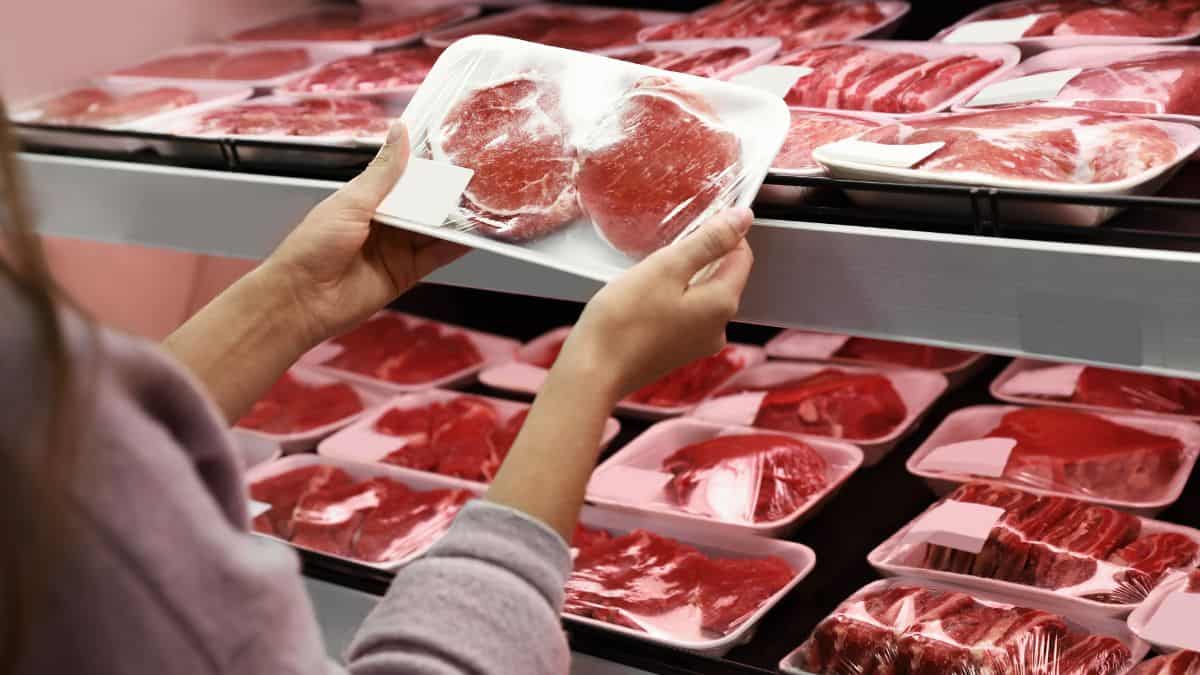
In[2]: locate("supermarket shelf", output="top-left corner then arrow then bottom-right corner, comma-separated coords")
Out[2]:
22,151 -> 1200,376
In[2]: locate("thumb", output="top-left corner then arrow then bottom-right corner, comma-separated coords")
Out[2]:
340,121 -> 410,208
650,207 -> 754,283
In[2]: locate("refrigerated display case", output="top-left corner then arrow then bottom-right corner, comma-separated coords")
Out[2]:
7,1 -> 1200,673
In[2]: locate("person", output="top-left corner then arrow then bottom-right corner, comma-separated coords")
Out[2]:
0,107 -> 756,675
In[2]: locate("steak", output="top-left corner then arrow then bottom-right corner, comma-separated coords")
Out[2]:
735,368 -> 907,441
281,47 -> 441,94
858,107 -> 1180,185
438,9 -> 645,51
322,315 -> 484,385
377,397 -> 525,482
431,74 -> 580,242
642,0 -> 890,52
611,45 -> 752,78
1130,651 -> 1200,675
116,48 -> 311,80
233,6 -> 465,42
773,44 -> 1002,114
1040,51 -> 1200,115
353,483 -> 470,563
193,98 -> 390,137
775,110 -> 883,171
986,407 -> 1185,503
290,478 -> 386,557
34,87 -> 198,125
249,466 -> 353,539
963,0 -> 1200,38
237,372 -> 363,434
661,433 -> 830,522
628,346 -> 746,407
32,88 -> 114,123
836,337 -> 975,370
1072,366 -> 1200,416
576,76 -> 742,259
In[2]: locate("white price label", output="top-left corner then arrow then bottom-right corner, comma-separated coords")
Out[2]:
1000,364 -> 1086,399
377,156 -> 475,228
920,437 -> 1017,478
731,65 -> 813,99
1144,590 -> 1200,651
589,466 -> 674,503
249,499 -> 273,518
903,500 -> 1006,555
692,391 -> 766,427
966,68 -> 1083,108
943,14 -> 1043,44
814,139 -> 945,169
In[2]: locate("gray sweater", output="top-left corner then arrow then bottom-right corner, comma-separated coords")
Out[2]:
3,289 -> 573,675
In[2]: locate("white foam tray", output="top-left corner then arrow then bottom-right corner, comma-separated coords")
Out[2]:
689,361 -> 949,467
1127,570 -> 1200,653
906,405 -> 1200,516
587,417 -> 863,539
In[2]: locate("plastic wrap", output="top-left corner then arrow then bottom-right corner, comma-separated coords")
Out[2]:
908,405 -> 1200,514
691,362 -> 947,465
812,107 -> 1200,228
993,359 -> 1200,421
780,577 -> 1148,675
478,326 -> 765,418
383,35 -> 788,281
425,4 -> 680,51
870,482 -> 1200,616
587,418 -> 862,537
597,37 -> 780,80
936,0 -> 1200,53
638,0 -> 910,52
276,46 -> 443,99
959,46 -> 1200,122
1130,652 -> 1200,675
230,5 -> 478,49
765,330 -> 984,381
318,389 -> 620,485
770,41 -> 1019,115
300,311 -> 518,394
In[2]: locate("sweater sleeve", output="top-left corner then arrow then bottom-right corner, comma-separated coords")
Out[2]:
345,500 -> 573,675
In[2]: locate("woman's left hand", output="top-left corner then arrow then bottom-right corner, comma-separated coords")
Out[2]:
262,121 -> 469,347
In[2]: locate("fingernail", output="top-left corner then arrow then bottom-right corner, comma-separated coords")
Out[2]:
731,207 -> 754,234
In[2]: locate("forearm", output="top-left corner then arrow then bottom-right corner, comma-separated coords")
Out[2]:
164,262 -> 316,423
486,351 -> 620,540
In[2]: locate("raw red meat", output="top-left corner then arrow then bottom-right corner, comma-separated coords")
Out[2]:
31,88 -> 114,123
834,337 -> 975,370
965,0 -> 1200,38
431,74 -> 579,241
662,434 -> 829,522
322,315 -> 485,385
986,407 -> 1186,502
1071,366 -> 1200,415
572,524 -> 613,552
775,44 -> 1002,114
290,478 -> 386,557
281,47 -> 441,94
735,368 -> 907,441
577,76 -> 742,259
491,409 -> 529,460
1130,652 -> 1200,675
377,397 -> 521,482
439,9 -> 646,50
237,372 -> 363,435
249,466 -> 353,539
233,7 -> 465,42
642,0 -> 892,52
1192,569 -> 1200,592
630,346 -> 746,407
611,46 -> 752,78
1036,52 -> 1200,115
116,48 -> 311,80
564,529 -> 793,636
1024,503 -> 1141,588
859,107 -> 1180,185
193,98 -> 390,138
775,110 -> 883,171
800,583 -> 1134,675
33,87 -> 198,125
353,482 -> 471,563
1108,532 -> 1200,588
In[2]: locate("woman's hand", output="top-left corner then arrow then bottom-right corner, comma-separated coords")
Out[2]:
556,206 -> 755,405
487,208 -> 755,539
262,122 -> 469,348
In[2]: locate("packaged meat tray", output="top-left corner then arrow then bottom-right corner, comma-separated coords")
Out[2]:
275,46 -> 443,101
769,41 -> 1021,116
637,0 -> 911,52
478,326 -> 766,419
301,311 -> 518,395
689,362 -> 949,466
935,0 -> 1200,55
1128,570 -> 1200,653
811,107 -> 1200,227
765,329 -> 987,387
779,577 -> 1149,675
230,5 -> 479,50
596,38 -> 780,81
586,418 -> 862,538
107,44 -> 359,89
564,506 -> 815,656
868,482 -> 1200,618
992,359 -> 1200,422
247,454 -> 478,570
1129,652 -> 1200,675
379,35 -> 789,281
907,405 -> 1200,515
424,4 -> 681,52
958,46 -> 1200,125
318,389 -> 620,486
758,107 -> 891,205
232,367 -> 384,457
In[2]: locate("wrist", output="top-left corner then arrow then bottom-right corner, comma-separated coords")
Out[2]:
549,336 -> 625,409
242,261 -> 325,357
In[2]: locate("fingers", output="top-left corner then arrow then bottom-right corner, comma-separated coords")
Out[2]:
650,207 -> 753,283
686,238 -> 753,321
339,122 -> 411,209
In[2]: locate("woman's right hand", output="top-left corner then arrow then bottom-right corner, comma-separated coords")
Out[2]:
557,207 -> 756,404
